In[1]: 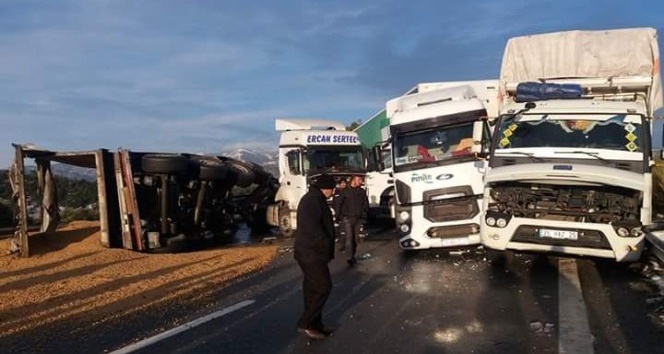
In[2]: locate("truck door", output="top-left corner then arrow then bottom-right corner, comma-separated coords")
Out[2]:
284,149 -> 307,208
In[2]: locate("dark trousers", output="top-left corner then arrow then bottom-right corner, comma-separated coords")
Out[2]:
296,258 -> 332,329
340,218 -> 362,260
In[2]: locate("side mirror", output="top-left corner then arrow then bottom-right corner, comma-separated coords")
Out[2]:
660,148 -> 664,160
471,120 -> 484,154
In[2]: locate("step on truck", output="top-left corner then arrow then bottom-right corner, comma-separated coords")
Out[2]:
384,80 -> 499,250
266,119 -> 366,237
482,28 -> 663,262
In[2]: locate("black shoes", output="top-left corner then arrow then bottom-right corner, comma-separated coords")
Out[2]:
297,327 -> 327,340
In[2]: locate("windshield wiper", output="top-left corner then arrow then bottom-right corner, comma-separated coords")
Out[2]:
554,150 -> 610,164
494,151 -> 543,161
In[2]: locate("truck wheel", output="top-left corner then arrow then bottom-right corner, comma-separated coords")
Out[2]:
142,154 -> 189,174
249,162 -> 271,185
227,160 -> 255,188
190,157 -> 228,180
278,204 -> 295,238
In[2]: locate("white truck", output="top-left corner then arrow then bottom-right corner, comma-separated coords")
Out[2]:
365,126 -> 395,221
481,28 -> 663,262
385,80 -> 499,250
266,119 -> 365,237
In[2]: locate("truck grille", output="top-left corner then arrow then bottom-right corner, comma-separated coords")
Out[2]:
423,186 -> 479,223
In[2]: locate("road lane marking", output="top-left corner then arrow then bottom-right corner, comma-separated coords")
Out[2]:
109,299 -> 255,354
558,259 -> 593,354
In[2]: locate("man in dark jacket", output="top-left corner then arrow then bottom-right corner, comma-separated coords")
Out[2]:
333,174 -> 369,266
294,174 -> 336,340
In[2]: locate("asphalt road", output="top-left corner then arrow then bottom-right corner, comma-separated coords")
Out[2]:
4,226 -> 663,354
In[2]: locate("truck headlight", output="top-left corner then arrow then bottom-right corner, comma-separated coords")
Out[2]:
400,224 -> 410,233
399,211 -> 410,221
496,218 -> 508,228
616,227 -> 629,237
486,217 -> 496,226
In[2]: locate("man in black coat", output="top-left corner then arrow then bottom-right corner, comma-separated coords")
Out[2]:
294,174 -> 336,340
333,174 -> 369,266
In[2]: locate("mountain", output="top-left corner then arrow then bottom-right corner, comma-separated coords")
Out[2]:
221,148 -> 279,176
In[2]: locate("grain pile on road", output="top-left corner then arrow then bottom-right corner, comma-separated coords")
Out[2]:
0,221 -> 278,338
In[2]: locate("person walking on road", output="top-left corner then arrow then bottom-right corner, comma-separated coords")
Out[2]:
333,174 -> 369,267
294,174 -> 336,340
333,178 -> 348,246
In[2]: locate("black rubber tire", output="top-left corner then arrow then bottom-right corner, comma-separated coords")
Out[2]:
190,157 -> 228,180
249,162 -> 271,185
226,160 -> 255,188
278,204 -> 295,238
142,154 -> 188,174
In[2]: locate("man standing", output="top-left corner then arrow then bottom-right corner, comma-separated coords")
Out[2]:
333,174 -> 369,266
294,174 -> 336,340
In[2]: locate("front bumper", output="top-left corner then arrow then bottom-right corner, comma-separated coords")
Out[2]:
481,217 -> 644,262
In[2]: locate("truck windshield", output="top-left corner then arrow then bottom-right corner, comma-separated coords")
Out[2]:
304,146 -> 364,174
393,123 -> 474,168
496,114 -> 643,152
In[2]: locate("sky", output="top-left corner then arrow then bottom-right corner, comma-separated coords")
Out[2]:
1,0 -> 663,167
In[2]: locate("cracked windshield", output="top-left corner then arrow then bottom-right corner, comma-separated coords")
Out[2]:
304,146 -> 364,173
496,114 -> 643,152
394,123 -> 474,167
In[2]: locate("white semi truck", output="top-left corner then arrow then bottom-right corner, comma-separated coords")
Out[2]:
386,80 -> 499,250
266,119 -> 365,237
481,28 -> 663,262
365,126 -> 395,221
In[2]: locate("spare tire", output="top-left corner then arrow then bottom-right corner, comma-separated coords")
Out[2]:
142,154 -> 189,174
190,157 -> 228,181
248,162 -> 271,185
226,160 -> 255,188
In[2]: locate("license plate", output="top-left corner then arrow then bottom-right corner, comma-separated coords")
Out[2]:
441,238 -> 470,247
538,228 -> 578,240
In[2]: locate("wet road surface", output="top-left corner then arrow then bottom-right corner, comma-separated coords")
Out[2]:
3,226 -> 662,354
106,227 -> 662,354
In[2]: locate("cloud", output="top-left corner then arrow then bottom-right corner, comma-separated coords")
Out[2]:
0,0 -> 663,168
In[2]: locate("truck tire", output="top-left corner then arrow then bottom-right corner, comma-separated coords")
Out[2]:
190,157 -> 228,181
278,204 -> 295,238
142,154 -> 188,174
226,160 -> 255,188
249,162 -> 271,185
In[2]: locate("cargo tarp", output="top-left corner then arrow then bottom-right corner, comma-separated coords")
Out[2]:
500,28 -> 662,114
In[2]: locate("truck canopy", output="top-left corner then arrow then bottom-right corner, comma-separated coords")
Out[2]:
499,28 -> 662,115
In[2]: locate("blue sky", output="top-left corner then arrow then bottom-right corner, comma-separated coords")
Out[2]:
1,0 -> 663,167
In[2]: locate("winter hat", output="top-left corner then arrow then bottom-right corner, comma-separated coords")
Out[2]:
313,174 -> 336,189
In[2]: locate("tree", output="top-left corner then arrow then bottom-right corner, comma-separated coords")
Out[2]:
346,119 -> 362,131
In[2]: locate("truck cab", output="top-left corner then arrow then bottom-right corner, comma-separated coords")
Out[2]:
481,28 -> 662,262
266,119 -> 365,237
388,81 -> 498,250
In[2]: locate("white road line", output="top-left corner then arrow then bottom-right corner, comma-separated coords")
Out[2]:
558,259 -> 593,354
109,299 -> 255,354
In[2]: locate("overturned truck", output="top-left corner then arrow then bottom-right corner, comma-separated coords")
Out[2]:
8,144 -> 277,257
